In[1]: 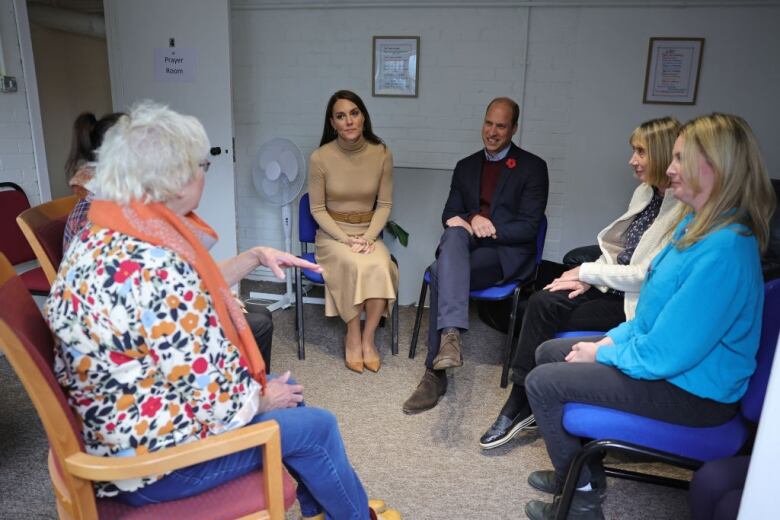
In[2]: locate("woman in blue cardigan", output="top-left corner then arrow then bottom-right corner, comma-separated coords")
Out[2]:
523,113 -> 776,520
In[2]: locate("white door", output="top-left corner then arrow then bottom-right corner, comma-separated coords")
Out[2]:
103,0 -> 237,261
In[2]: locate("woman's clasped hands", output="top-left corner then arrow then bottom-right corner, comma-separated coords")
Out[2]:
348,236 -> 375,254
565,336 -> 613,363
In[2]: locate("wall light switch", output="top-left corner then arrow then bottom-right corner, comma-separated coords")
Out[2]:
1,76 -> 18,93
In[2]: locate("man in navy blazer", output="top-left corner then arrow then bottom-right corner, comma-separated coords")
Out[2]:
403,97 -> 549,414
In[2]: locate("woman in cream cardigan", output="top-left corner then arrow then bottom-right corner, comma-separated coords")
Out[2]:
479,116 -> 682,450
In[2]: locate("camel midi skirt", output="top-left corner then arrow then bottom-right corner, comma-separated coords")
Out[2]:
315,223 -> 399,323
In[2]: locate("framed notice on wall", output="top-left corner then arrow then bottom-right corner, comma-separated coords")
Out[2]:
643,37 -> 704,105
372,36 -> 419,97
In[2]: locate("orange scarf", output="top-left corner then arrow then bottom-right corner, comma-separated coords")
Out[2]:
88,200 -> 267,388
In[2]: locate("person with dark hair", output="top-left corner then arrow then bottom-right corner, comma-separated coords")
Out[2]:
479,117 -> 682,450
62,111 -> 124,251
402,97 -> 549,414
308,90 -> 398,373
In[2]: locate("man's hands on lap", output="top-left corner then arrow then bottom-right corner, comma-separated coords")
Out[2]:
469,214 -> 497,239
445,216 -> 474,235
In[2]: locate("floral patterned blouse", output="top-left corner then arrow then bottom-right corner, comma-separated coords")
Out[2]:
45,223 -> 261,496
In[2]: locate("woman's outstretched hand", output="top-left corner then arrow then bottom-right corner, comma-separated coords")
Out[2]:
252,246 -> 322,280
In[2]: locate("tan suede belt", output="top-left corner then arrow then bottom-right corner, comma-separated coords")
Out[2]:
328,209 -> 374,224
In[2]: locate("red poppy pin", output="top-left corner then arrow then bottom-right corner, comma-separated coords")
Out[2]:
506,158 -> 516,169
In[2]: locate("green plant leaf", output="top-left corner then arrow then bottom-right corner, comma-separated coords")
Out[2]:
385,220 -> 409,247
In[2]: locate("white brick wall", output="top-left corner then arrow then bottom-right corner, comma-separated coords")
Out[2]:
231,6 -> 535,279
0,0 -> 40,205
231,2 -> 780,282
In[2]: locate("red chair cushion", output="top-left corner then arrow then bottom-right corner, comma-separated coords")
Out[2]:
0,188 -> 35,264
97,468 -> 298,519
19,266 -> 51,293
36,216 -> 69,268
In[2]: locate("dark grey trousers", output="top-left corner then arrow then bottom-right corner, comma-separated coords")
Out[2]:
525,336 -> 738,486
246,306 -> 273,374
424,226 -> 505,368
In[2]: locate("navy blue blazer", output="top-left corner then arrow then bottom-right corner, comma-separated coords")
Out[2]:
441,142 -> 549,281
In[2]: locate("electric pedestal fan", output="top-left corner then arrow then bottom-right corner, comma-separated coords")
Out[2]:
248,138 -> 306,311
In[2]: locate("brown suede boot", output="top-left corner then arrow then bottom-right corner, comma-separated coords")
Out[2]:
431,330 -> 463,369
402,369 -> 447,414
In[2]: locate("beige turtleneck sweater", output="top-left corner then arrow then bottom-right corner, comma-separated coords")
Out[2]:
308,136 -> 393,243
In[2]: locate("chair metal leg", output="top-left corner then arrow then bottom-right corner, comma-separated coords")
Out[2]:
500,286 -> 522,388
603,466 -> 690,489
555,439 -> 701,520
409,274 -> 429,359
391,293 -> 399,355
295,267 -> 305,360
555,440 -> 610,520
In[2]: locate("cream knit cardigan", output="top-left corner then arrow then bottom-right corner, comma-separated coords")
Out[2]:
578,183 -> 682,320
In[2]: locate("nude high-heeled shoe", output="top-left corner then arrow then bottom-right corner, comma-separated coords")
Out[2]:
362,340 -> 381,372
363,349 -> 381,372
345,335 -> 364,373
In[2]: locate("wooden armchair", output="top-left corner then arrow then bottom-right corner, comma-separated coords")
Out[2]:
15,195 -> 78,285
0,253 -> 296,519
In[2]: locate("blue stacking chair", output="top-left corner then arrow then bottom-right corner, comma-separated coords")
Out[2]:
409,216 -> 548,388
552,278 -> 780,520
293,193 -> 399,360
554,331 -> 606,339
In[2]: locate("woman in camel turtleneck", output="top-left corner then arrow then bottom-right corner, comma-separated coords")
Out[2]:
308,90 -> 399,374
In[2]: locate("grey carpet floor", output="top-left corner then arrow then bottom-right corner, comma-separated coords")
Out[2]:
0,296 -> 692,519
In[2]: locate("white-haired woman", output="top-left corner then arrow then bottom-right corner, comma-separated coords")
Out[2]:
45,102 -> 400,520
522,113 -> 776,520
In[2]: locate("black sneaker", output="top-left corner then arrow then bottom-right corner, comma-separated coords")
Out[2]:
479,412 -> 536,449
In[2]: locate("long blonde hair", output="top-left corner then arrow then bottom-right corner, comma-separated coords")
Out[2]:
630,116 -> 680,189
674,113 -> 775,252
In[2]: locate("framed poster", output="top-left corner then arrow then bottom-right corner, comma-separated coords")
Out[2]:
372,36 -> 419,97
643,37 -> 704,105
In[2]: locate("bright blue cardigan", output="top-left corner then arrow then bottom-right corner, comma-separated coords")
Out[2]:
597,213 -> 763,403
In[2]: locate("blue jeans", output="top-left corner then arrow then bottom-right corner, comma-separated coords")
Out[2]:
115,395 -> 368,519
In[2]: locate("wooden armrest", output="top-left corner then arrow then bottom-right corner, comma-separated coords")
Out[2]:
65,419 -> 281,481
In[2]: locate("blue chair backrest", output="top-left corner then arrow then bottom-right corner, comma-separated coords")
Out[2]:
298,193 -> 318,245
535,215 -> 548,266
741,278 -> 780,422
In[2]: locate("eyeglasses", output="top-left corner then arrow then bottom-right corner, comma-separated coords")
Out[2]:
198,160 -> 211,173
